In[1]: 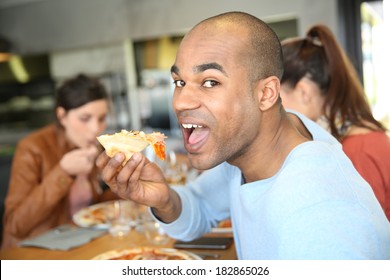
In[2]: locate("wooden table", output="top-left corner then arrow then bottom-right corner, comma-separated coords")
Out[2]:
0,229 -> 237,260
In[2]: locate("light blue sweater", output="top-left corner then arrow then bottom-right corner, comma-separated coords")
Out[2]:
159,111 -> 390,259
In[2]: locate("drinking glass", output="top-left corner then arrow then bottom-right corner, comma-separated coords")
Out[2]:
143,220 -> 170,245
136,207 -> 170,245
163,150 -> 188,185
106,200 -> 138,238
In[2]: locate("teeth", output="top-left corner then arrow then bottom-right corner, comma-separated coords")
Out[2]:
182,124 -> 203,129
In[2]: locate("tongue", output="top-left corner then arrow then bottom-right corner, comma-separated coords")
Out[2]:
188,128 -> 209,145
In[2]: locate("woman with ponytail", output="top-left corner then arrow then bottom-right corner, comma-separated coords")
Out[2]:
280,25 -> 390,221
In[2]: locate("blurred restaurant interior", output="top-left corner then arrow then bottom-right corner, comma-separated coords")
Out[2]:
0,0 -> 388,253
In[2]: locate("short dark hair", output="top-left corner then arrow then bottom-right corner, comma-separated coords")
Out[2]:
55,73 -> 108,111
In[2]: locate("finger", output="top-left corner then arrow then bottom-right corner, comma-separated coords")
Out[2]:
142,155 -> 151,165
96,151 -> 111,169
69,148 -> 90,159
100,153 -> 125,189
127,154 -> 147,195
116,153 -> 143,192
82,146 -> 98,158
116,154 -> 147,200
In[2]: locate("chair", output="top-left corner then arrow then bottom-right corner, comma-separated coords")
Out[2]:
0,154 -> 13,245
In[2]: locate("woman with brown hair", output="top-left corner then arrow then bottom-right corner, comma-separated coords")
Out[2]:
2,74 -> 117,248
280,25 -> 390,220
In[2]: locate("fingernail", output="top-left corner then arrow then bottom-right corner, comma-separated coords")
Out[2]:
132,153 -> 141,161
114,153 -> 124,162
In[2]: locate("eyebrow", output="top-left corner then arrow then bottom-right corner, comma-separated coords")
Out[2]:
170,62 -> 228,76
171,65 -> 179,75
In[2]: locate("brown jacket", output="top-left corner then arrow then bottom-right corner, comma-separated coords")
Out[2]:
2,124 -> 116,249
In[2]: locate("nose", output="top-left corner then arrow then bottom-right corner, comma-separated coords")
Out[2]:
172,86 -> 201,113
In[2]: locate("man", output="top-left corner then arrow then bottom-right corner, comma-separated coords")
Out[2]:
97,12 -> 390,259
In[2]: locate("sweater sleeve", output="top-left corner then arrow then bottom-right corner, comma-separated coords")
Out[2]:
157,163 -> 234,241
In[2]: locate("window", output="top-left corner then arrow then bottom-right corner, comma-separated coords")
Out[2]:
361,0 -> 389,127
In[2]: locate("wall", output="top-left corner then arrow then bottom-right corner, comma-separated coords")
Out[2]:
50,43 -> 126,80
0,0 -> 339,55
0,0 -> 130,55
128,0 -> 339,41
0,0 -> 339,135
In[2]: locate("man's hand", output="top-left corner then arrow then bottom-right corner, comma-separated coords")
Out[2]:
96,151 -> 182,223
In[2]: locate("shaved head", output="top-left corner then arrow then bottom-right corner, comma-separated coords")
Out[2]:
186,11 -> 284,82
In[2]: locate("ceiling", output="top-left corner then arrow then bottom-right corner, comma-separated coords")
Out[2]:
0,0 -> 49,9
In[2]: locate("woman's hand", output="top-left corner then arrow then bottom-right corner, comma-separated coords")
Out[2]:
96,151 -> 182,223
60,146 -> 98,176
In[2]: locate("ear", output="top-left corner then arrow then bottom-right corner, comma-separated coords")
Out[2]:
256,76 -> 281,111
56,107 -> 66,126
296,78 -> 314,105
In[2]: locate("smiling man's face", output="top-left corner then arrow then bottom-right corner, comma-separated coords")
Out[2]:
171,22 -> 261,170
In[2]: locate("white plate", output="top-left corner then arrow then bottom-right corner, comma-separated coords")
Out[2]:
211,227 -> 233,233
72,201 -> 115,229
92,247 -> 202,260
211,218 -> 232,233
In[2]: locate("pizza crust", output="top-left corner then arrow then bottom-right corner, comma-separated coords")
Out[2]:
92,247 -> 198,260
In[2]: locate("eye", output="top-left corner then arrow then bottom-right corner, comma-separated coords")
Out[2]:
203,80 -> 219,88
173,80 -> 186,87
99,115 -> 107,123
78,113 -> 92,123
79,115 -> 91,123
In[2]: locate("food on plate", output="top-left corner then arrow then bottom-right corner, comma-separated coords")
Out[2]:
97,129 -> 167,164
73,201 -> 114,227
218,219 -> 232,228
80,206 -> 107,225
92,247 -> 200,260
211,219 -> 232,233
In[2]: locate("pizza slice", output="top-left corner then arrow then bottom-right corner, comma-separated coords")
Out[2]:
97,129 -> 167,165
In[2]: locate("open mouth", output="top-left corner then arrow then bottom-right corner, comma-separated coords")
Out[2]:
181,123 -> 210,151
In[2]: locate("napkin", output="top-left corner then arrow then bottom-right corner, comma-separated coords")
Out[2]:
19,225 -> 106,250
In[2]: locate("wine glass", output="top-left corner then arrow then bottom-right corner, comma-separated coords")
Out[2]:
105,200 -> 139,238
